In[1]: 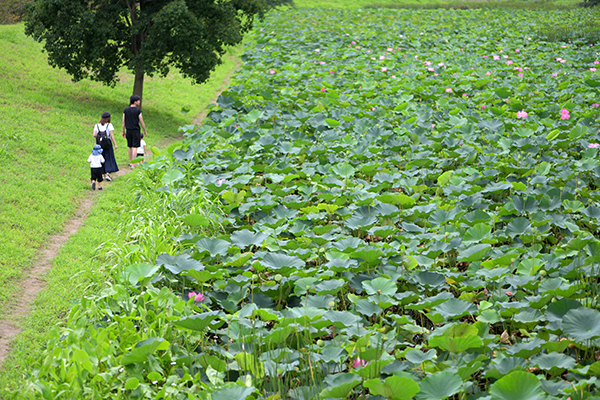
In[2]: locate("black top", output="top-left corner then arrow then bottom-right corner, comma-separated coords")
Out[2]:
123,106 -> 142,132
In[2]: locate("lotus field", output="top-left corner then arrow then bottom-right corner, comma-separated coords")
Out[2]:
23,7 -> 600,400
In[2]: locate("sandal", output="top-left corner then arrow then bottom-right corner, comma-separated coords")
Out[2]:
106,175 -> 112,181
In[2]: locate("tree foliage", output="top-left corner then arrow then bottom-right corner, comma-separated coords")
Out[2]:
580,0 -> 600,7
24,0 -> 286,98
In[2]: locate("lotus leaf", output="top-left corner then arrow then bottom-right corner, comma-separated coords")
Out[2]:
562,308 -> 600,343
489,371 -> 543,400
417,371 -> 463,400
364,376 -> 420,400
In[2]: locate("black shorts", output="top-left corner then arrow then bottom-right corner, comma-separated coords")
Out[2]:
91,167 -> 104,182
126,130 -> 141,148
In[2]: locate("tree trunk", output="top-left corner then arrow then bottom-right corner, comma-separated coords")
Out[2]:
133,69 -> 144,109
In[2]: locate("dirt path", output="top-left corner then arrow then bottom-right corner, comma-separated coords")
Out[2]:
0,57 -> 240,367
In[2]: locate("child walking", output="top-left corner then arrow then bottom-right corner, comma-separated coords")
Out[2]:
88,144 -> 105,190
137,137 -> 147,163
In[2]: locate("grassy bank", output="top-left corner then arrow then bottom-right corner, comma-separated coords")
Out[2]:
0,23 -> 239,315
0,22 -> 241,391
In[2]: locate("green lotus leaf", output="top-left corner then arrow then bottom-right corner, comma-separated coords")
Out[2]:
459,244 -> 491,262
315,279 -> 345,295
195,238 -> 230,257
546,298 -> 582,321
433,298 -> 478,320
294,277 -> 318,296
184,214 -> 211,227
351,247 -> 384,267
211,386 -> 256,400
505,338 -> 545,358
156,253 -> 203,275
405,349 -> 436,364
173,311 -> 225,332
463,223 -> 493,245
230,229 -> 268,248
505,218 -> 531,237
413,271 -> 446,288
417,371 -> 463,400
320,373 -> 362,399
355,298 -> 383,316
123,263 -> 159,285
364,376 -> 420,400
530,353 -> 575,375
563,307 -> 600,343
489,371 -> 543,400
363,277 -> 397,296
121,338 -> 170,365
323,310 -> 360,329
161,169 -> 185,185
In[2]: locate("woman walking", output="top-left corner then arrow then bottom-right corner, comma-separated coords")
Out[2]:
93,112 -> 119,180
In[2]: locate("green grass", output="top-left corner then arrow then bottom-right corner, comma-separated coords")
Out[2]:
0,23 -> 240,317
0,22 -> 241,390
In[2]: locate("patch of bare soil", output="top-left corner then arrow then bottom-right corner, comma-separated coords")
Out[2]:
0,57 -> 241,367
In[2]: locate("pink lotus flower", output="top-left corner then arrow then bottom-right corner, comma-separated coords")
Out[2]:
381,67 -> 388,72
561,113 -> 570,120
445,88 -> 453,93
493,55 -> 500,60
315,49 -> 320,53
485,71 -> 491,76
269,70 -> 276,74
515,49 -> 520,52
516,110 -> 528,119
552,73 -> 558,77
595,61 -> 599,65
379,55 -> 385,60
188,292 -> 205,302
425,61 -> 432,66
588,143 -> 600,148
319,61 -> 326,65
321,88 -> 326,92
591,68 -> 597,72
427,67 -> 434,72
351,41 -> 356,45
216,179 -> 227,186
506,60 -> 513,65
505,292 -> 513,296
481,105 -> 486,109
593,104 -> 599,108
518,73 -> 523,77
387,47 -> 393,52
351,358 -> 369,368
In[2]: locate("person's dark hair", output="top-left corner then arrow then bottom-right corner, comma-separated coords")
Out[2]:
130,95 -> 141,105
100,111 -> 111,124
